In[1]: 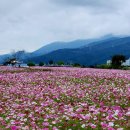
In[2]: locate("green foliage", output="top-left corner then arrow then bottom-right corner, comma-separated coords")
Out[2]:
73,63 -> 81,67
122,66 -> 130,70
97,64 -> 130,70
39,62 -> 44,66
96,64 -> 112,69
27,62 -> 35,67
57,61 -> 64,66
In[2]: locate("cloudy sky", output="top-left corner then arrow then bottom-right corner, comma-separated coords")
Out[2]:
0,0 -> 130,54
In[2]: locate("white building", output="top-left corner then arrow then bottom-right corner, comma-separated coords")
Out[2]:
122,58 -> 130,66
107,60 -> 112,65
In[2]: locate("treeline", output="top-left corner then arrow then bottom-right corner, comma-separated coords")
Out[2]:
27,54 -> 129,69
92,54 -> 129,70
2,51 -> 129,70
27,61 -> 81,67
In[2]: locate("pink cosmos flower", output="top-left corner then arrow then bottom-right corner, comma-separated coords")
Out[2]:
42,122 -> 49,127
90,123 -> 96,128
101,122 -> 108,128
11,126 -> 17,130
108,127 -> 115,130
53,127 -> 58,130
117,128 -> 123,130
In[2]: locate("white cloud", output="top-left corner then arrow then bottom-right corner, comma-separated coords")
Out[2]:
0,0 -> 130,54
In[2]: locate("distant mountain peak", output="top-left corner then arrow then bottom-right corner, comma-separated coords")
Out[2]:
27,36 -> 130,66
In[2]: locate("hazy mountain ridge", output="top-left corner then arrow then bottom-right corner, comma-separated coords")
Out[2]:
32,34 -> 119,56
31,39 -> 98,56
0,35 -> 130,66
0,35 -> 113,63
27,36 -> 130,66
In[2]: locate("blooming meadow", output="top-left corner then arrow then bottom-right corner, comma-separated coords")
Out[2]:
0,67 -> 130,130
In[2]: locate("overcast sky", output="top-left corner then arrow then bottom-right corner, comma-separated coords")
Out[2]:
0,0 -> 130,54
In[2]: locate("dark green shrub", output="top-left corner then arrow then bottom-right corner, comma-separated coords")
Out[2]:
39,62 -> 44,66
27,62 -> 35,67
97,64 -> 112,69
111,55 -> 126,69
73,63 -> 81,67
57,61 -> 64,66
49,60 -> 53,65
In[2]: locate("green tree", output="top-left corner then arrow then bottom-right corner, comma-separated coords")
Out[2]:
49,60 -> 53,65
39,62 -> 44,66
27,62 -> 35,67
111,54 -> 126,68
73,63 -> 81,67
57,61 -> 64,66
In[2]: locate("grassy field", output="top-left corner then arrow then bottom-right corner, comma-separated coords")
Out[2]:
0,67 -> 130,130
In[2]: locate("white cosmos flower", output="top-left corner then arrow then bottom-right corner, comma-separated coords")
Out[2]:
109,122 -> 114,126
81,124 -> 86,128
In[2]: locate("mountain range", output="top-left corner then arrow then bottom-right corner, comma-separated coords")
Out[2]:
31,34 -> 117,56
0,35 -> 130,66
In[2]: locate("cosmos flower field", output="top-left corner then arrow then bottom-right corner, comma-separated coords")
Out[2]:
0,67 -> 130,130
